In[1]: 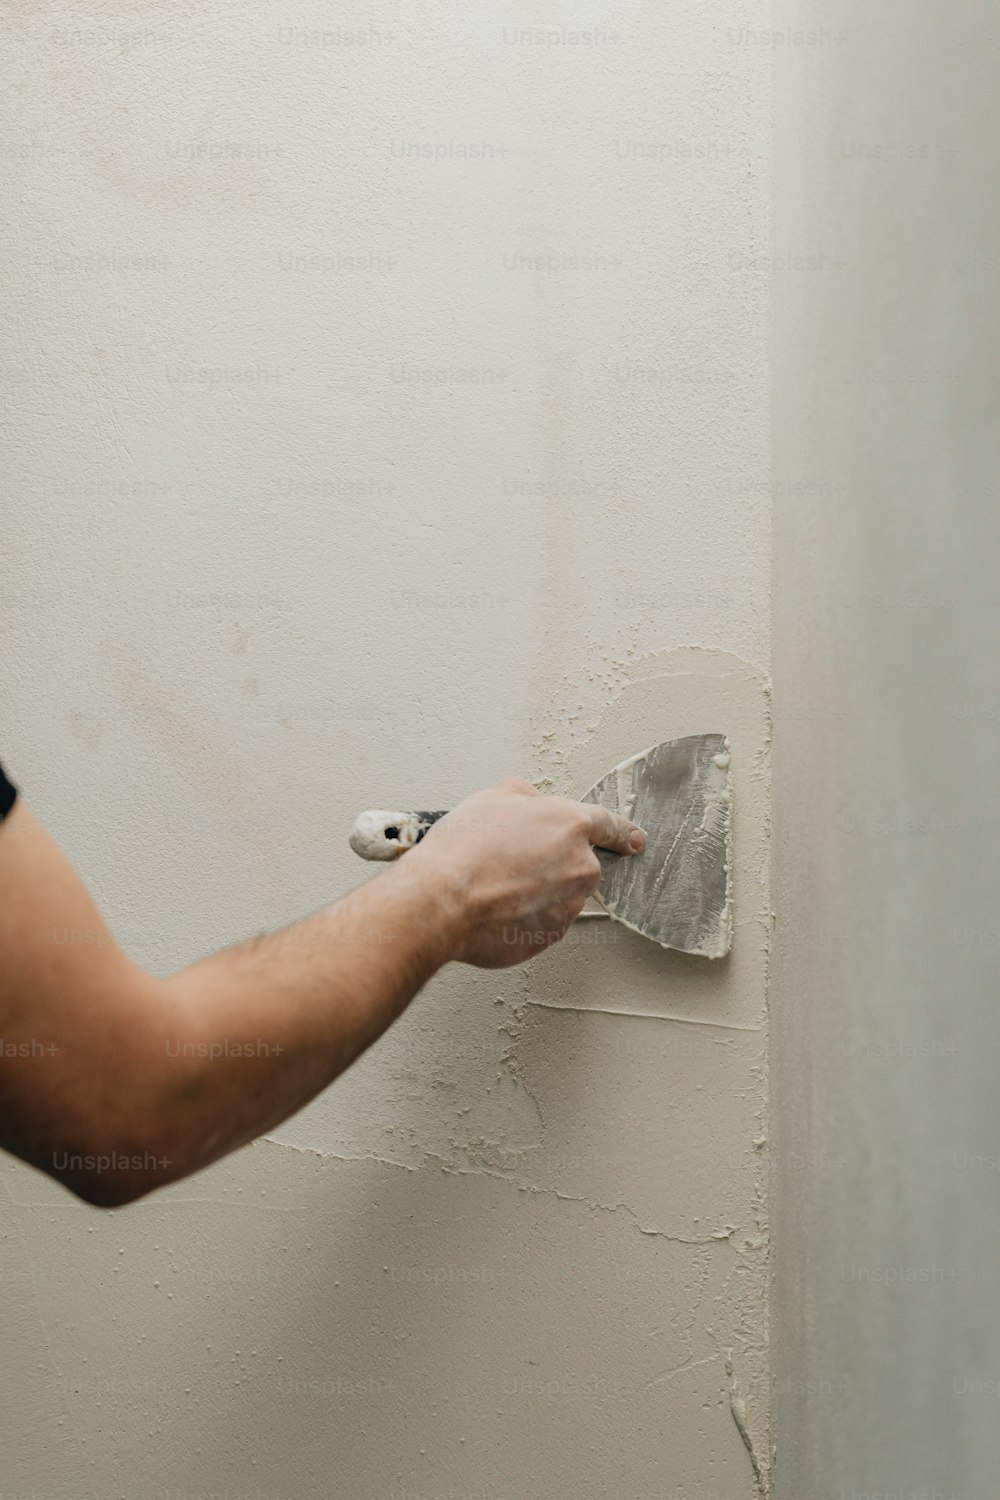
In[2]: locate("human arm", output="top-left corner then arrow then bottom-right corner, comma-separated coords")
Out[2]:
0,780 -> 643,1206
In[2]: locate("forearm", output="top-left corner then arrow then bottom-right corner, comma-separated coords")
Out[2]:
0,805 -> 463,1206
153,860 -> 460,1184
0,782 -> 638,1208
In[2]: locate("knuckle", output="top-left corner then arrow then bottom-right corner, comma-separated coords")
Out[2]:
595,813 -> 617,843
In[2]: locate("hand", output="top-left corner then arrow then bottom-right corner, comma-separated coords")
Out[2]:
406,778 -> 646,968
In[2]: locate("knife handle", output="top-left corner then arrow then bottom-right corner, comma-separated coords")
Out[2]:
349,809 -> 450,862
348,805 -> 612,920
349,805 -> 628,863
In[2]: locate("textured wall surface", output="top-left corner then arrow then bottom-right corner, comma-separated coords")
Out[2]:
771,1 -> 1000,1494
2,4 -> 771,1494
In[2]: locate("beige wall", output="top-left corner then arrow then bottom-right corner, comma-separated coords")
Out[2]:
771,1 -> 1000,1494
2,4 -> 771,1494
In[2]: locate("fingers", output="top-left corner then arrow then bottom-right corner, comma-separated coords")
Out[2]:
477,781 -> 645,854
582,851 -> 604,894
579,801 -> 647,856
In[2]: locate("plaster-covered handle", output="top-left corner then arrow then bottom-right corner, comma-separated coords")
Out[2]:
349,809 -> 449,862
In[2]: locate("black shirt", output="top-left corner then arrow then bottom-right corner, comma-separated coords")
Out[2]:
0,761 -> 16,821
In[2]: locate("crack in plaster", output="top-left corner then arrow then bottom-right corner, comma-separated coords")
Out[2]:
427,1152 -> 740,1244
253,1143 -> 764,1286
271,1140 -> 746,1247
644,1353 -> 719,1389
277,1139 -> 420,1173
726,1347 -> 767,1493
525,1000 -> 764,1031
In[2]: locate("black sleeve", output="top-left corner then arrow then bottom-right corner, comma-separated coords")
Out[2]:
0,761 -> 17,821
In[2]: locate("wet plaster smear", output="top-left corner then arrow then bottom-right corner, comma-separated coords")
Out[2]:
0,4 -> 771,1495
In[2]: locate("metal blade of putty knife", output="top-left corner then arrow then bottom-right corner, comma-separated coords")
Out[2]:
347,732 -> 732,959
580,734 -> 732,959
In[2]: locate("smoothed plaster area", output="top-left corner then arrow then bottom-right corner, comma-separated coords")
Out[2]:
2,0 -> 771,1492
266,649 -> 773,1487
1,1141 -> 761,1495
523,648 -> 770,1032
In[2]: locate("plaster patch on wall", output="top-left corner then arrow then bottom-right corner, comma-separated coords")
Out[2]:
267,965 -> 543,1166
525,646 -> 772,1031
519,645 -> 772,1486
727,1348 -> 766,1490
261,651 -> 771,1488
265,650 -> 771,1481
0,1140 -> 767,1495
2,0 -> 772,1485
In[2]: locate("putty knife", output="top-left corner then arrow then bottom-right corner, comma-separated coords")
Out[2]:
348,733 -> 733,959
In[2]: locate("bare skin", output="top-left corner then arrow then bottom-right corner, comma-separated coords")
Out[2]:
0,778 -> 645,1207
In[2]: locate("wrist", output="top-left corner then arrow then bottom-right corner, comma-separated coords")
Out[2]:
382,849 -> 471,969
